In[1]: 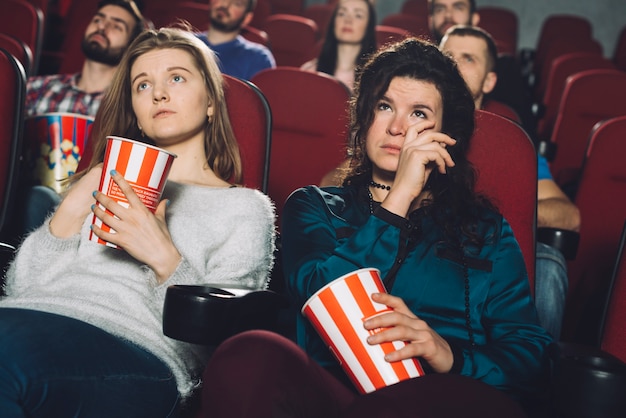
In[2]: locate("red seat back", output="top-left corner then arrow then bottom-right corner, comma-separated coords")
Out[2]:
536,52 -> 615,142
533,37 -> 603,102
477,6 -> 518,56
400,0 -> 428,18
3,0 -> 43,74
562,116 -> 626,344
222,75 -> 271,192
533,15 -> 593,78
468,110 -> 537,291
262,14 -> 319,67
380,13 -> 430,41
0,49 -> 27,240
0,33 -> 33,76
267,0 -> 304,15
375,25 -> 411,49
548,69 -> 626,188
251,67 -> 351,228
302,3 -> 334,37
482,99 -> 521,124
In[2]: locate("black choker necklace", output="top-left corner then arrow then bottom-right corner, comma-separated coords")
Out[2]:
369,180 -> 391,191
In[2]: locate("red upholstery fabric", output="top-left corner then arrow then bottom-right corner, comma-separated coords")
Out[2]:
0,33 -> 33,76
533,38 -> 603,103
248,0 -> 271,30
400,0 -> 428,18
477,6 -> 518,56
532,15 -> 593,83
562,116 -> 626,343
3,0 -> 43,73
302,3 -> 334,37
380,13 -> 430,41
601,221 -> 626,362
251,67 -> 351,229
57,0 -> 98,74
240,26 -> 270,47
547,69 -> 626,188
468,110 -> 537,292
375,25 -> 411,49
482,99 -> 521,124
267,0 -> 304,15
262,14 -> 319,67
0,49 -> 27,240
152,2 -> 210,32
222,75 -> 271,192
536,52 -> 615,142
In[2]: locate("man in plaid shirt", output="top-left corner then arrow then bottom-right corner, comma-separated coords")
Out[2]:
19,0 -> 145,235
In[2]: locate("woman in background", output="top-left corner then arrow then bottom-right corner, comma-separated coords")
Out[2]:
301,0 -> 377,93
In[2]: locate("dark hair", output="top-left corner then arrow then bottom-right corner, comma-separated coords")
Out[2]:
441,25 -> 498,72
345,37 -> 495,247
97,0 -> 146,40
428,0 -> 477,15
316,0 -> 377,76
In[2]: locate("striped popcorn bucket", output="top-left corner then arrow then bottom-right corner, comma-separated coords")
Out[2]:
302,268 -> 424,394
90,136 -> 176,248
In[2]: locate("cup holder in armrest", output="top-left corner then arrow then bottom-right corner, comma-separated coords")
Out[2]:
551,342 -> 626,418
537,227 -> 580,260
163,285 -> 290,346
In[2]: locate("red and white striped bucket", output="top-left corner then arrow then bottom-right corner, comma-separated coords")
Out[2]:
90,136 -> 176,248
302,268 -> 424,394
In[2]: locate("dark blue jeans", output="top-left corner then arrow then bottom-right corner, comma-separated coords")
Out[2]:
0,308 -> 179,417
534,242 -> 569,340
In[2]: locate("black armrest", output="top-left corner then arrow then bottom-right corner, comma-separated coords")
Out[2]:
537,227 -> 580,260
550,342 -> 626,418
537,140 -> 557,162
162,285 -> 290,345
1,242 -> 16,295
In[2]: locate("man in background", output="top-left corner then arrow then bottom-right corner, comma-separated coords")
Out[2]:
26,0 -> 145,117
428,0 -> 479,43
440,25 -> 581,340
197,0 -> 275,80
20,0 -> 145,234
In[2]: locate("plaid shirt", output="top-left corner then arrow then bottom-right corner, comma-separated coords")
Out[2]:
25,73 -> 104,117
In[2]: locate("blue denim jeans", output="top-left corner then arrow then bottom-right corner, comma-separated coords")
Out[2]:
534,242 -> 569,340
20,185 -> 61,234
0,308 -> 180,417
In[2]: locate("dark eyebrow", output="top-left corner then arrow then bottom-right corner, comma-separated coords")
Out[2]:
380,93 -> 434,114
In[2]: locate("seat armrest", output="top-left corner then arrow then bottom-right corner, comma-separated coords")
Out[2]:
537,227 -> 580,260
162,285 -> 290,346
550,341 -> 626,418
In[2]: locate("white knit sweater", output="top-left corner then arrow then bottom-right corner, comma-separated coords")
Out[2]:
1,182 -> 276,398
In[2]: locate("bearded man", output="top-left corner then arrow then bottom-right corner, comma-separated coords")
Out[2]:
25,0 -> 145,117
197,0 -> 275,80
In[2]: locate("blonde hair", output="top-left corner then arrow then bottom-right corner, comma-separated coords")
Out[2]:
81,27 -> 242,183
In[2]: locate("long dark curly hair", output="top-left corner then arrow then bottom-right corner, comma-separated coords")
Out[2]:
344,37 -> 497,248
